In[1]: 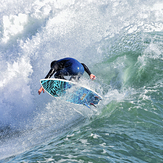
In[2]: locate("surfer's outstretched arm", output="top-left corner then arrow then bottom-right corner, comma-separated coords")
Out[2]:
38,86 -> 45,95
38,61 -> 62,95
38,68 -> 54,95
81,63 -> 96,80
90,74 -> 96,80
38,61 -> 60,94
45,68 -> 56,79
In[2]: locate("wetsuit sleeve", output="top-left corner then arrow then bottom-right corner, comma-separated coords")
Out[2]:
45,68 -> 56,78
81,63 -> 92,76
45,62 -> 60,78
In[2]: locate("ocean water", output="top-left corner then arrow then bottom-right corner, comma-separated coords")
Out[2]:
0,0 -> 163,162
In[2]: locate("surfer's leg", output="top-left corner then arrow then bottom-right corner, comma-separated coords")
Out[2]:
57,76 -> 66,80
69,75 -> 80,81
54,74 -> 66,80
54,69 -> 67,80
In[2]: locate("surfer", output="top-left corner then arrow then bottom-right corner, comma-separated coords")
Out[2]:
38,57 -> 96,95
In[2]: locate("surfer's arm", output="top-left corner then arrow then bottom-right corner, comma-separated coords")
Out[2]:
39,63 -> 59,95
38,86 -> 45,95
90,74 -> 96,80
38,68 -> 56,95
45,68 -> 56,79
39,68 -> 55,94
45,62 -> 60,78
81,63 -> 96,80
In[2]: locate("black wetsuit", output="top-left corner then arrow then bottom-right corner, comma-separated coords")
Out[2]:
45,57 -> 92,80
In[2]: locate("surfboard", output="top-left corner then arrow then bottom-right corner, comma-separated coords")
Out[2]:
40,79 -> 102,108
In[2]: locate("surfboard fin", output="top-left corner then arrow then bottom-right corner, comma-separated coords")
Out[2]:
90,103 -> 96,107
95,96 -> 102,100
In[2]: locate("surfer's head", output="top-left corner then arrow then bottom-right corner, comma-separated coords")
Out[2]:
51,60 -> 57,68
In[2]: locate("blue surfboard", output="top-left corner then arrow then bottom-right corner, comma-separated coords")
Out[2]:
40,79 -> 102,108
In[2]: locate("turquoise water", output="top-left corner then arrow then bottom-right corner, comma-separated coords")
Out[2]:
0,0 -> 163,162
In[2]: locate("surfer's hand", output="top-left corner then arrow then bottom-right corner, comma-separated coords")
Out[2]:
90,74 -> 96,80
38,86 -> 45,95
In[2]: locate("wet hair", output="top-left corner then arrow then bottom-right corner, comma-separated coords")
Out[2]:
50,60 -> 57,68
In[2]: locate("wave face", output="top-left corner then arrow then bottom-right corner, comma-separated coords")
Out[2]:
0,0 -> 163,162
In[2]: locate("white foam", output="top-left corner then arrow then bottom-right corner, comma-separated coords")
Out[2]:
0,55 -> 34,127
1,0 -> 163,160
2,14 -> 28,43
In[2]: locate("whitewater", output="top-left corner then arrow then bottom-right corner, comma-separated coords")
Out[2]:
0,0 -> 163,162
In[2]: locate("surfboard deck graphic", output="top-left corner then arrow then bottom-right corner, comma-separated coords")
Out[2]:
40,79 -> 102,107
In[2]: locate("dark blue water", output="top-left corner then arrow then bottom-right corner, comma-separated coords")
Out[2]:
0,0 -> 163,162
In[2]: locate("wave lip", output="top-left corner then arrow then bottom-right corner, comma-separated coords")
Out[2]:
1,0 -> 163,162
